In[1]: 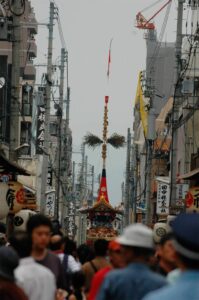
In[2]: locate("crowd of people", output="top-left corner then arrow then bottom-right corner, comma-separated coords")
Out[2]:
0,212 -> 199,300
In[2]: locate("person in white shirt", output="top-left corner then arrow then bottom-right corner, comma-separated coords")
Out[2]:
50,235 -> 81,273
10,231 -> 57,300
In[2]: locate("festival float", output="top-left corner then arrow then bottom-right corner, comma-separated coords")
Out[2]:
80,46 -> 125,242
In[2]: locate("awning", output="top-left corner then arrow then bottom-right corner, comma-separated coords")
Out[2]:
156,176 -> 170,184
23,185 -> 36,194
0,154 -> 31,176
179,168 -> 199,180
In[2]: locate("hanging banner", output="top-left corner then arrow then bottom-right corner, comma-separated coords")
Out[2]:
135,72 -> 148,137
67,201 -> 76,238
0,183 -> 9,220
186,187 -> 199,212
45,191 -> 55,218
36,105 -> 45,155
176,184 -> 189,207
47,168 -> 53,186
156,183 -> 170,215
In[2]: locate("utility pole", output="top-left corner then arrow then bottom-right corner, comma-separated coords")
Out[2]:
55,48 -> 67,220
131,141 -> 138,223
40,2 -> 56,214
9,0 -> 23,161
72,161 -> 76,193
124,128 -> 131,227
61,83 -> 71,227
170,0 -> 184,212
145,105 -> 156,225
91,165 -> 95,206
78,143 -> 85,245
84,155 -> 88,195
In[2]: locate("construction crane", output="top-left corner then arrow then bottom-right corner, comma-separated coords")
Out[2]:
136,0 -> 172,30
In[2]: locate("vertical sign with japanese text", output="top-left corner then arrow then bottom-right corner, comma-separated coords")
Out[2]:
156,183 -> 170,215
47,168 -> 53,187
45,191 -> 55,218
36,105 -> 45,155
176,184 -> 189,207
67,201 -> 76,238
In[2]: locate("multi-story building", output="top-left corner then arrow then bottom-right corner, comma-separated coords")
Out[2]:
172,1 -> 199,213
0,0 -> 37,157
131,29 -> 175,224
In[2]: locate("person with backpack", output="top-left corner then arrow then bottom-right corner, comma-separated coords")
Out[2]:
50,234 -> 81,292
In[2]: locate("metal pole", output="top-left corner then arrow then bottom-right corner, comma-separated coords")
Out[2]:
40,2 -> 55,214
9,0 -> 23,161
72,162 -> 76,193
170,0 -> 184,212
56,48 -> 66,220
133,144 -> 138,222
145,140 -> 153,225
78,144 -> 85,245
91,165 -> 95,206
124,128 -> 131,226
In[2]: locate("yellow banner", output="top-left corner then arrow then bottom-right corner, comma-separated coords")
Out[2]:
135,72 -> 148,137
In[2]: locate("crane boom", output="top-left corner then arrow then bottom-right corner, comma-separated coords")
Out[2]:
136,0 -> 172,30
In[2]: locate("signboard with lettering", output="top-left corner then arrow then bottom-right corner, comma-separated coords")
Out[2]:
45,191 -> 55,218
47,168 -> 52,186
36,105 -> 45,154
156,183 -> 170,215
176,184 -> 189,207
186,187 -> 199,212
67,201 -> 76,238
0,183 -> 9,220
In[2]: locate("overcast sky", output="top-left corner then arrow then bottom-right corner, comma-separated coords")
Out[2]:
32,0 -> 177,205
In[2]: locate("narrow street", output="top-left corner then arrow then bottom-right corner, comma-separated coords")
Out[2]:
0,1 -> 199,300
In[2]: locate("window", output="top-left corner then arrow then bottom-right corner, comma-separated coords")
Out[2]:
22,84 -> 33,116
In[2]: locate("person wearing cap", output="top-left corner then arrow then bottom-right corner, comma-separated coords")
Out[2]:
88,240 -> 125,300
96,224 -> 167,300
143,213 -> 199,300
0,246 -> 28,300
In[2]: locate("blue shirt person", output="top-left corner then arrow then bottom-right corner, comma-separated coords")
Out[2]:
144,271 -> 199,300
97,263 -> 166,300
97,224 -> 167,300
144,213 -> 199,300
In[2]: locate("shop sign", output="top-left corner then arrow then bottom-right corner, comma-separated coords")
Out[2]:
0,183 -> 9,220
186,187 -> 199,212
67,201 -> 76,238
157,183 -> 170,215
36,105 -> 45,154
45,191 -> 55,217
47,168 -> 52,186
176,184 -> 189,207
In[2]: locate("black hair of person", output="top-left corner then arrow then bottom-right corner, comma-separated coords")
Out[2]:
94,239 -> 109,257
26,214 -> 52,235
10,232 -> 32,258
